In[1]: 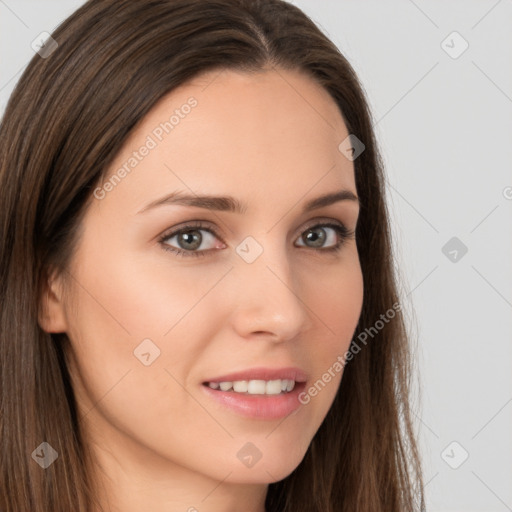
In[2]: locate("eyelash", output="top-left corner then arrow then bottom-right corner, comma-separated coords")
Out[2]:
158,220 -> 355,259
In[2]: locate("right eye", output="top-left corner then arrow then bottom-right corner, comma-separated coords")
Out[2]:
158,221 -> 226,258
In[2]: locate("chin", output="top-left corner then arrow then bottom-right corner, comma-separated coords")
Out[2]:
217,442 -> 309,485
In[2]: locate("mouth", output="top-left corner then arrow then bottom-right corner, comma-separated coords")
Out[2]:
200,367 -> 308,419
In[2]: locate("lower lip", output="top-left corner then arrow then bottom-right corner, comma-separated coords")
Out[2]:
201,382 -> 306,420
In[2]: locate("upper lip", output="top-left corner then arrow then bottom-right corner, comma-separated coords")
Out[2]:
203,366 -> 308,384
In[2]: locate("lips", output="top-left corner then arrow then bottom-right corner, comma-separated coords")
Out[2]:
200,366 -> 309,419
201,375 -> 307,420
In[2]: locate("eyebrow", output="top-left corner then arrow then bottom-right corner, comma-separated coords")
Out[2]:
137,189 -> 359,215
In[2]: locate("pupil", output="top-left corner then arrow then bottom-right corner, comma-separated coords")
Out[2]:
179,230 -> 201,250
306,227 -> 325,247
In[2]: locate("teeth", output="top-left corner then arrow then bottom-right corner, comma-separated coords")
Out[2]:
265,379 -> 282,395
233,380 -> 248,392
248,380 -> 266,394
207,379 -> 296,395
219,382 -> 233,391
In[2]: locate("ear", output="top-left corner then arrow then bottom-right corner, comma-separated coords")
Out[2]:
38,268 -> 68,333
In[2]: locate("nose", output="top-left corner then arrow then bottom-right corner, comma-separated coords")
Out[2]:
228,241 -> 313,343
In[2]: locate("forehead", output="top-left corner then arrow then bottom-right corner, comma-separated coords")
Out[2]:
98,67 -> 356,214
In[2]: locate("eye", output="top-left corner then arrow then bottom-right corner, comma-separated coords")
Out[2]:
295,222 -> 353,253
158,220 -> 355,258
159,221 -> 224,258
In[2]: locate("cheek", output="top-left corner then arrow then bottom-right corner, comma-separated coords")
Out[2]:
298,252 -> 363,401
68,235 -> 225,340
62,247 -> 222,452
306,251 -> 364,346
63,242 -> 229,410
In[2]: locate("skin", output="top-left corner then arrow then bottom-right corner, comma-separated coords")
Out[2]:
39,66 -> 364,512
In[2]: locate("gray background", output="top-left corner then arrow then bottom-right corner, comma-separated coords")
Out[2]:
1,1 -> 511,510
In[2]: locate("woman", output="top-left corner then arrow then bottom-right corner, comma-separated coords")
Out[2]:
0,0 -> 426,511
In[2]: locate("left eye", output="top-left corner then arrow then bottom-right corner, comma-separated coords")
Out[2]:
159,221 -> 353,258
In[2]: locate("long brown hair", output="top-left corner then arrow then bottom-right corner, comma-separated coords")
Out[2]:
0,1 -> 425,510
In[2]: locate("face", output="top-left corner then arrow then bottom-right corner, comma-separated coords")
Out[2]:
41,67 -> 363,486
